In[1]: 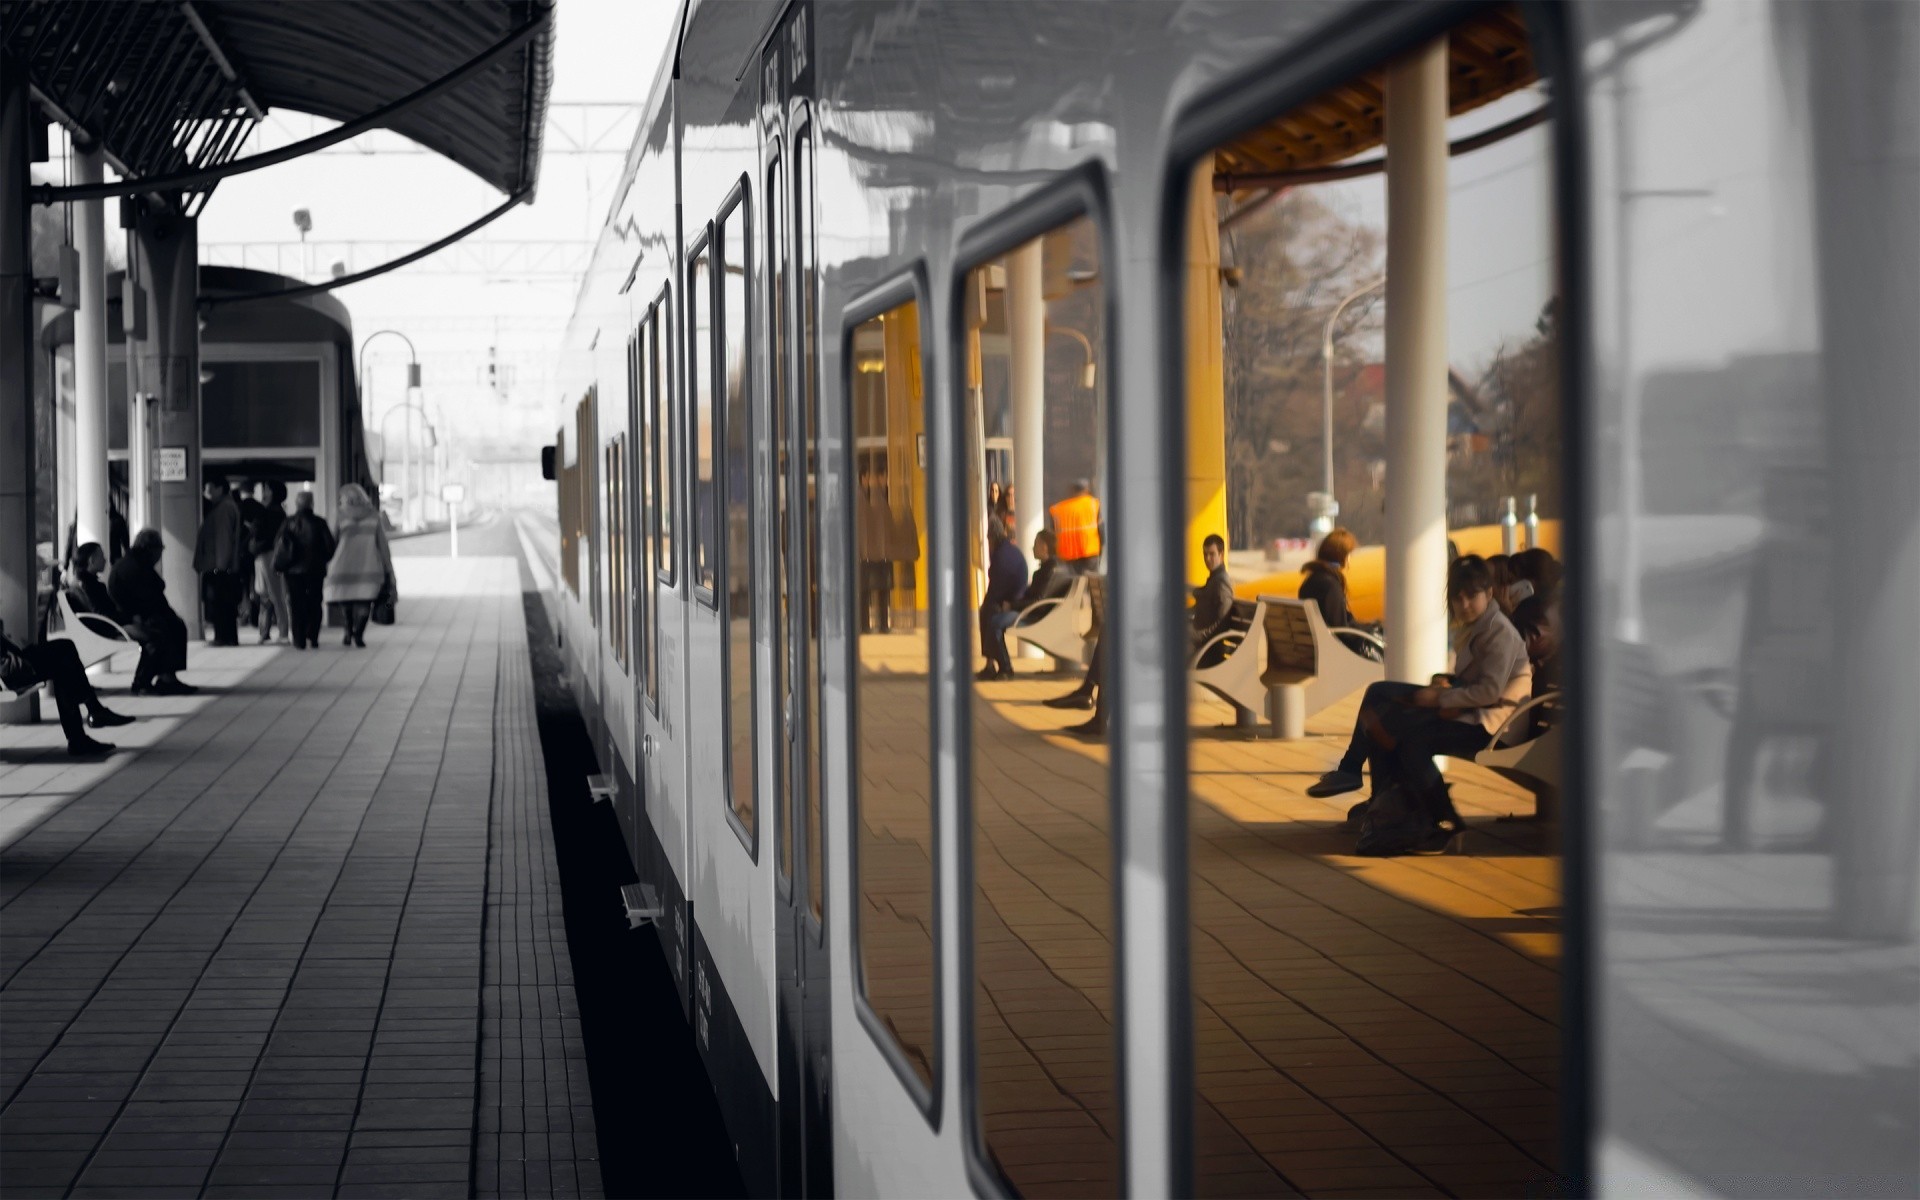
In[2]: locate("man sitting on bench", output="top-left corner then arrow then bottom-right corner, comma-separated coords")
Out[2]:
1,618 -> 133,757
1190,534 -> 1236,667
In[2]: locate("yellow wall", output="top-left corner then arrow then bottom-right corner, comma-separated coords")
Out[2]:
1186,160 -> 1228,586
883,302 -> 928,611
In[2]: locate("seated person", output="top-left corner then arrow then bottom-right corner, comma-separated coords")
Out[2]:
1190,534 -> 1236,666
1044,572 -> 1106,713
107,528 -> 198,697
1509,592 -> 1561,734
65,542 -> 123,623
1298,528 -> 1357,630
1310,555 -> 1531,802
976,519 -> 1030,681
1,618 -> 132,756
1508,546 -> 1559,610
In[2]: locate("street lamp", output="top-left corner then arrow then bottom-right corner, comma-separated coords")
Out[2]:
1318,277 -> 1385,536
359,331 -> 421,528
292,208 -> 312,278
378,399 -> 436,533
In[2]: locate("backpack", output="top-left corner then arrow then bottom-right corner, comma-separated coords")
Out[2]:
1353,780 -> 1432,857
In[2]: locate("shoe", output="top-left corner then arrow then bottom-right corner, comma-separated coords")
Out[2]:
1306,769 -> 1364,798
353,635 -> 366,648
1066,718 -> 1107,738
152,679 -> 197,696
975,666 -> 1002,682
67,736 -> 115,757
1043,692 -> 1094,710
343,632 -> 353,646
130,682 -> 157,696
87,708 -> 134,729
293,640 -> 307,651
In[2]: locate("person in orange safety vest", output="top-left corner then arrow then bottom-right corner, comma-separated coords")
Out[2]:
1049,480 -> 1102,573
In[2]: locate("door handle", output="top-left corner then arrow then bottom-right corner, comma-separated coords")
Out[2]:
644,733 -> 654,759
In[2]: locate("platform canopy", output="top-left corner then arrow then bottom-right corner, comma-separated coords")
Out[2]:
0,0 -> 554,211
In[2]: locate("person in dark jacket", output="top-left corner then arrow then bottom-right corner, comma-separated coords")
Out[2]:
1,618 -> 133,756
976,519 -> 1031,680
106,528 -> 196,696
1298,527 -> 1356,631
194,479 -> 249,646
248,481 -> 290,645
66,543 -> 121,623
275,491 -> 336,650
1190,534 -> 1236,661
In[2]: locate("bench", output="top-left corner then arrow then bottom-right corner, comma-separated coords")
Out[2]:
1475,689 -> 1563,820
1192,599 -> 1267,723
49,590 -> 137,674
1010,573 -> 1096,667
1257,596 -> 1386,738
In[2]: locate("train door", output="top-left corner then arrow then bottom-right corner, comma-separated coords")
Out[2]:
763,8 -> 833,1191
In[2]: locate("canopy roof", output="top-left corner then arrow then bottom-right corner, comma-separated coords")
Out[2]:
1,0 -> 553,210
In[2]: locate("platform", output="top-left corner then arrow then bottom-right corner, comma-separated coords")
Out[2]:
0,558 -> 601,1199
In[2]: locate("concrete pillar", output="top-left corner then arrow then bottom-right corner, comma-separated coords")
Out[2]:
1383,39 -> 1451,684
1007,240 -> 1046,561
129,202 -> 201,633
1,61 -> 35,714
72,147 -> 109,551
1185,158 -> 1228,586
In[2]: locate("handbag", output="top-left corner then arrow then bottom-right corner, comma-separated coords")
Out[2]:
371,577 -> 396,626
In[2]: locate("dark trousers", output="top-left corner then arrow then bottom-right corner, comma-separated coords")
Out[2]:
341,602 -> 372,642
1362,704 -> 1491,823
860,562 -> 892,634
1336,681 -> 1424,774
203,571 -> 246,645
22,641 -> 102,744
125,612 -> 188,688
285,574 -> 325,647
979,605 -> 1019,673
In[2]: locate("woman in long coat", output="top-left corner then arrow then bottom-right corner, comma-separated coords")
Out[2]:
324,483 -> 396,648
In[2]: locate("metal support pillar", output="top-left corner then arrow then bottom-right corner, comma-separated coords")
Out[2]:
1,59 -> 36,721
129,202 -> 201,634
73,148 -> 110,550
1383,39 -> 1451,684
1007,240 -> 1046,561
1185,158 -> 1228,585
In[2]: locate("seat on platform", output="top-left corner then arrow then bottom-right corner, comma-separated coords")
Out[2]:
48,590 -> 136,674
1011,574 -> 1096,666
1193,599 -> 1268,717
1258,596 -> 1386,730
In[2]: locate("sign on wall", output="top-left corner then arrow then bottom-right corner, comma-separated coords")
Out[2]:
155,446 -> 187,482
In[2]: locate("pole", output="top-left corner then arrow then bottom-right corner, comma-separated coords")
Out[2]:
450,501 -> 459,559
131,202 -> 202,634
1614,60 -> 1642,641
401,405 -> 412,533
1321,277 -> 1385,511
1007,240 -> 1046,564
1,60 -> 36,721
73,147 -> 110,550
1383,39 -> 1451,685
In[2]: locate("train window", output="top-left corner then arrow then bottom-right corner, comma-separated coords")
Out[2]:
691,229 -> 718,601
719,188 -> 757,849
795,119 -> 825,925
651,290 -> 675,588
964,211 -> 1114,1196
1179,10 -> 1566,1195
606,435 -> 627,667
637,319 -> 658,707
557,426 -> 578,595
768,149 -> 794,886
848,290 -> 934,1096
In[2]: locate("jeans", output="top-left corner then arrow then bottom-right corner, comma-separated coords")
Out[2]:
254,554 -> 289,640
1335,680 -> 1424,775
285,574 -> 325,647
203,571 -> 246,644
1363,706 -> 1491,823
21,640 -> 104,744
342,601 -> 371,643
979,606 -> 1020,672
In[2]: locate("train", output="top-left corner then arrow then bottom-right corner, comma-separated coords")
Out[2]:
545,1 -> 1917,1197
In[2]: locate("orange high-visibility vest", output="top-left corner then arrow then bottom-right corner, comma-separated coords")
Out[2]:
1050,493 -> 1101,561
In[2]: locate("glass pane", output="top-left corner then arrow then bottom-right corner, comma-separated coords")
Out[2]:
692,246 -> 717,595
798,126 -> 825,924
966,215 -> 1114,1195
638,327 -> 658,704
1183,17 -> 1566,1195
852,297 -> 933,1089
721,202 -> 756,845
202,360 -> 322,449
653,297 -> 676,585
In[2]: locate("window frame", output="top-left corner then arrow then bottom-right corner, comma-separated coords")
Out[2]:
716,176 -> 758,859
651,286 -> 676,592
794,111 -> 828,934
946,166 -> 1120,1198
766,140 -> 795,897
841,265 -> 941,1125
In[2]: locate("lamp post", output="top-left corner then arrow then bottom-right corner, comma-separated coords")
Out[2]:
1319,277 -> 1385,535
359,331 -> 420,526
377,400 -> 434,533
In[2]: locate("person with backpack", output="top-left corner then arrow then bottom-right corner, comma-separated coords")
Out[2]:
274,490 -> 336,650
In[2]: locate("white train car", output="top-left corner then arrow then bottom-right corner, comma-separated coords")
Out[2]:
546,2 -> 1918,1196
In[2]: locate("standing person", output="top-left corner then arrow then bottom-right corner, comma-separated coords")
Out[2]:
275,491 -> 335,650
0,618 -> 133,756
1049,479 -> 1101,574
976,519 -> 1030,681
193,478 -> 248,646
108,528 -> 197,695
248,482 -> 290,645
1299,527 -> 1357,631
325,484 -> 395,649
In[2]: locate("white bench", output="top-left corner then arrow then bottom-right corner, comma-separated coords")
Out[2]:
49,591 -> 137,674
1257,596 -> 1386,738
1475,689 -> 1564,822
1010,574 -> 1095,667
1192,599 -> 1267,722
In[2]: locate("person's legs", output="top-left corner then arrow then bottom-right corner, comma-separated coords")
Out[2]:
267,568 -> 291,643
990,609 -> 1020,674
346,602 -> 371,645
1337,681 -> 1423,774
1393,719 -> 1491,827
297,576 -> 324,647
23,642 -> 125,745
126,624 -> 160,690
977,607 -> 1001,676
205,573 -> 241,645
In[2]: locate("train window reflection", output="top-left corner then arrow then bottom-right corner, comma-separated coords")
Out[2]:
849,296 -> 935,1092
652,293 -> 675,587
721,194 -> 756,846
1181,10 -> 1567,1195
691,237 -> 716,597
965,213 -> 1115,1196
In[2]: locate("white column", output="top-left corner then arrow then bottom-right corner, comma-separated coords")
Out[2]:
73,148 -> 110,550
1384,39 -> 1451,684
1007,241 -> 1046,560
